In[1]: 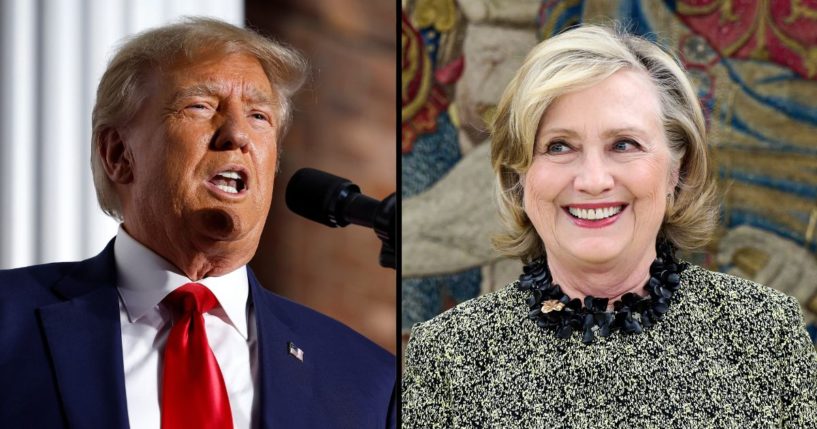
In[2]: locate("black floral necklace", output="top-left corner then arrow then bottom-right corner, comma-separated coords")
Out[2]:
517,240 -> 687,344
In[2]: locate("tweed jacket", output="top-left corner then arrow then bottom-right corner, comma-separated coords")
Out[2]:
402,265 -> 817,428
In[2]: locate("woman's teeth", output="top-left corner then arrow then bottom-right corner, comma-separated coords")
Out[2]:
568,206 -> 623,220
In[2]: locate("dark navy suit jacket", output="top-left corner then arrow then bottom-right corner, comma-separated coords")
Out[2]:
0,240 -> 396,428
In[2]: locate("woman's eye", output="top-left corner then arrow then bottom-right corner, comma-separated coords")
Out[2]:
188,103 -> 208,110
546,141 -> 570,154
251,113 -> 268,121
613,139 -> 639,151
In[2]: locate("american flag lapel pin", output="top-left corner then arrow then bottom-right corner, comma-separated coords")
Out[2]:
288,341 -> 304,362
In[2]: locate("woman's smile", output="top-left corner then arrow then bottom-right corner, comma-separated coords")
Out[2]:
562,203 -> 628,228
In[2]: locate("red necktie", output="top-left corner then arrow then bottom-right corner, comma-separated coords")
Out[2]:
161,283 -> 234,429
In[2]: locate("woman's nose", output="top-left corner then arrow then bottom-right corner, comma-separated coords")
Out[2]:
573,152 -> 613,195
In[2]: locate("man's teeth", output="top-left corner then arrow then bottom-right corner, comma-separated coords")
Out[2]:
218,171 -> 241,180
211,170 -> 245,193
568,206 -> 623,220
216,184 -> 238,194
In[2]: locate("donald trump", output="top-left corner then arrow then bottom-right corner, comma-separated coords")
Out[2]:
0,17 -> 395,429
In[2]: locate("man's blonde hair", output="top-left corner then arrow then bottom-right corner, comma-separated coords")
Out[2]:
491,25 -> 718,263
91,17 -> 307,220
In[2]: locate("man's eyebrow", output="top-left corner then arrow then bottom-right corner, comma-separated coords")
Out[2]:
243,86 -> 276,106
169,83 -> 276,106
170,83 -> 222,102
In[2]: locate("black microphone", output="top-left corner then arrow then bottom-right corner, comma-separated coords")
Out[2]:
285,168 -> 395,269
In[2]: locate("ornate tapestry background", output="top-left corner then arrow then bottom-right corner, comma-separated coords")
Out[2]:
402,0 -> 817,354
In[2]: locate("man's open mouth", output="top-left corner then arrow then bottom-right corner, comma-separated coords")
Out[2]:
208,170 -> 248,194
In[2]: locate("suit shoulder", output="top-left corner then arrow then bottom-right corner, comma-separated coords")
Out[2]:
0,261 -> 79,299
0,260 -> 77,282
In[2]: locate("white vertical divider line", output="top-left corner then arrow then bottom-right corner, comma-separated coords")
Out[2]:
0,0 -> 37,268
39,0 -> 83,263
83,0 -> 125,256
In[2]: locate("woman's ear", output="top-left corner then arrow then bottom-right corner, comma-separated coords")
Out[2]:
98,128 -> 133,184
669,165 -> 680,193
668,152 -> 682,194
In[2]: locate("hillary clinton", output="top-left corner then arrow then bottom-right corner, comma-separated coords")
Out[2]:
402,25 -> 817,427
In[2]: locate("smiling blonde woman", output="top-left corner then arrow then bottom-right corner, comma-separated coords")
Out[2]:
401,25 -> 817,428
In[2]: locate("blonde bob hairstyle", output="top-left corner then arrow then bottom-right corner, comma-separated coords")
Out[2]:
91,17 -> 307,220
491,25 -> 718,263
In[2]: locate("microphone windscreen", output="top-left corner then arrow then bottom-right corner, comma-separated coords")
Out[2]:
285,168 -> 357,227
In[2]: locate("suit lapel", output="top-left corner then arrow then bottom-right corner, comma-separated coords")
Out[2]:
38,241 -> 130,429
249,269 -> 316,429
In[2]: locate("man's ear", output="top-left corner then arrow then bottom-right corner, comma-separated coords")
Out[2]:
98,128 -> 133,184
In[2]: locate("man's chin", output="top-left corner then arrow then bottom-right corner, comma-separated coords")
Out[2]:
190,207 -> 250,242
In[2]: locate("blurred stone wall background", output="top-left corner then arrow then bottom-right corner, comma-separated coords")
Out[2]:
246,0 -> 397,353
402,0 -> 817,356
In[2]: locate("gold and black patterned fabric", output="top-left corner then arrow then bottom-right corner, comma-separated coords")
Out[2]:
402,264 -> 817,427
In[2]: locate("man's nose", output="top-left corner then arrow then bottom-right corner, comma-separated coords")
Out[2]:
211,111 -> 251,152
574,151 -> 614,195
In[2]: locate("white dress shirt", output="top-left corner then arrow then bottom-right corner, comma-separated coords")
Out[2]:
114,226 -> 258,429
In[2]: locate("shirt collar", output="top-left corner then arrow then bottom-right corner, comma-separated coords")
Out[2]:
113,225 -> 249,340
